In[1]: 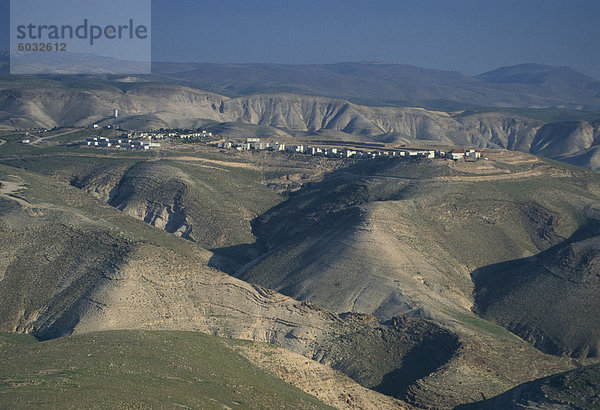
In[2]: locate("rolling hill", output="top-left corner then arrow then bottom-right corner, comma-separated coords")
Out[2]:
3,145 -> 594,407
2,60 -> 600,408
0,159 -> 456,407
0,331 -> 332,409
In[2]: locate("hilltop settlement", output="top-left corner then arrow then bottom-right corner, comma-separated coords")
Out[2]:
215,137 -> 482,161
75,128 -> 483,161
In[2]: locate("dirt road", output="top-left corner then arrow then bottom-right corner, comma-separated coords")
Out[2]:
30,129 -> 80,146
0,179 -> 29,206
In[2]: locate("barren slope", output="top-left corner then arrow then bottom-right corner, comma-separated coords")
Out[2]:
235,153 -> 591,324
0,164 -> 461,407
2,150 -> 588,407
473,222 -> 600,358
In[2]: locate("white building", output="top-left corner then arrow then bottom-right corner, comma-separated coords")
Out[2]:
465,150 -> 481,160
446,150 -> 465,160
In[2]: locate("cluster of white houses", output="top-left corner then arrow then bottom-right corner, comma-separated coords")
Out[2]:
216,138 -> 482,161
78,130 -> 215,150
89,126 -> 214,140
163,130 -> 213,139
140,130 -> 213,139
80,136 -> 161,150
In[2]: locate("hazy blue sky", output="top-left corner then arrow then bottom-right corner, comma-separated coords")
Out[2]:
2,0 -> 599,78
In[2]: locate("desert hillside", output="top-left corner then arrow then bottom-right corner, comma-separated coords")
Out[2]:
3,142 -> 596,407
2,75 -> 600,170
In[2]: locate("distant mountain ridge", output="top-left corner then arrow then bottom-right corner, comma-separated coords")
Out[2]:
152,61 -> 600,111
2,62 -> 600,169
2,57 -> 599,110
477,63 -> 600,87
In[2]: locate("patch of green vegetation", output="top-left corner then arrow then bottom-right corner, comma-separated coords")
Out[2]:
0,330 -> 330,409
446,310 -> 527,344
0,333 -> 37,353
0,140 -> 40,157
1,155 -> 135,176
0,131 -> 28,142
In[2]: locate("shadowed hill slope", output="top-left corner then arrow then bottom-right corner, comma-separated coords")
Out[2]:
233,154 -> 595,324
0,163 -> 457,407
461,362 -> 600,409
0,151 -> 587,407
472,220 -> 600,359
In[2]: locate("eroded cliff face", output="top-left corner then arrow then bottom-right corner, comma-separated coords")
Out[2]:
2,85 -> 539,144
107,162 -> 194,239
3,82 -> 600,167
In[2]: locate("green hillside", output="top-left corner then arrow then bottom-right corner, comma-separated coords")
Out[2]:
0,330 -> 331,409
